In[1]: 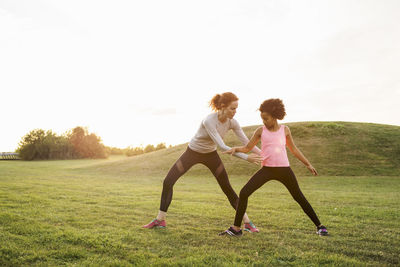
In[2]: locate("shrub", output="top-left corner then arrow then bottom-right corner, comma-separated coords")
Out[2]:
67,127 -> 107,159
17,127 -> 107,160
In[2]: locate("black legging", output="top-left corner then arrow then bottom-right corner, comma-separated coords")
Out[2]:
234,166 -> 321,227
160,147 -> 239,212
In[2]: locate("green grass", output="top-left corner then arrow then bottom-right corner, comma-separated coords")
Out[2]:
1,122 -> 399,266
1,157 -> 399,266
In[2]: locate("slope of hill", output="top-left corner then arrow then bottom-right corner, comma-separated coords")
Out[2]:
81,122 -> 400,176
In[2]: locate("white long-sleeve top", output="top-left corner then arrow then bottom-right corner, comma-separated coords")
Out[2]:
188,113 -> 261,160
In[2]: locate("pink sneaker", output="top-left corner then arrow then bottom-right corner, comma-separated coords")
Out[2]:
244,221 -> 259,233
143,219 -> 166,229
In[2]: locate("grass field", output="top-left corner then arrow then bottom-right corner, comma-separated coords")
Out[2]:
1,157 -> 399,266
1,122 -> 400,266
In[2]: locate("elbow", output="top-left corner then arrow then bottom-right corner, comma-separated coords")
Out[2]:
245,144 -> 256,153
288,148 -> 298,157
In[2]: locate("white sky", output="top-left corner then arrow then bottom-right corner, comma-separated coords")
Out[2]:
1,0 -> 399,151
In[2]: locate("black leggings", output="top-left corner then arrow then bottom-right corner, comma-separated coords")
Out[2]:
160,147 -> 239,212
234,166 -> 321,227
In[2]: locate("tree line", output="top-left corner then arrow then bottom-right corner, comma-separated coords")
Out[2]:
17,127 -> 168,160
110,143 -> 169,157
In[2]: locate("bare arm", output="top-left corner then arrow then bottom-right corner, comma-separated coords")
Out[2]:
223,127 -> 263,154
231,121 -> 262,155
285,126 -> 318,175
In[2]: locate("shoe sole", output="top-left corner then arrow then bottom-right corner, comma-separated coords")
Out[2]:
219,230 -> 242,237
316,231 -> 328,236
244,229 -> 259,233
143,225 -> 166,229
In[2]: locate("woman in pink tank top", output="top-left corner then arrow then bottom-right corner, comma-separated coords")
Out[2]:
219,99 -> 328,237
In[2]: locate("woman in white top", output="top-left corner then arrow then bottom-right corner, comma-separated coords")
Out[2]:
143,92 -> 262,232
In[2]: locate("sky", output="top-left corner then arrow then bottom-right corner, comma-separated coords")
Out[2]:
1,0 -> 399,151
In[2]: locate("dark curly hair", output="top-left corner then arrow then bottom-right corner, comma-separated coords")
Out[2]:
209,92 -> 239,111
259,98 -> 286,120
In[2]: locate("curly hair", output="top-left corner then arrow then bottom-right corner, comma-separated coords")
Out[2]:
209,92 -> 239,111
259,98 -> 286,120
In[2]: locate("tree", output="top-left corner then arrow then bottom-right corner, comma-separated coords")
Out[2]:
17,129 -> 75,160
144,144 -> 155,153
67,127 -> 107,159
17,129 -> 46,160
155,143 -> 166,150
17,126 -> 107,160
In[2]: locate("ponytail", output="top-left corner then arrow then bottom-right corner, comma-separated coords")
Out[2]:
209,92 -> 238,111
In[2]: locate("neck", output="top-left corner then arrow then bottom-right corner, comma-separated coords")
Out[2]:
217,111 -> 228,123
266,122 -> 279,131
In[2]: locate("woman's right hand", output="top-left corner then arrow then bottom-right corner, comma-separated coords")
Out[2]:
247,153 -> 262,165
222,148 -> 237,155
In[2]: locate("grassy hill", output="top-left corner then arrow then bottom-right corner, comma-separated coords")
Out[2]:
82,121 -> 400,177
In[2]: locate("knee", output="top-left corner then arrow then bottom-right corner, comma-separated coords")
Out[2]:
176,159 -> 185,174
239,188 -> 250,200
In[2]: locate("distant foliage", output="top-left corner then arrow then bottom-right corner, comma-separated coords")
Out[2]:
17,127 -> 169,160
125,142 -> 167,157
156,143 -> 167,150
144,144 -> 155,153
125,146 -> 144,157
17,127 -> 107,160
67,127 -> 107,159
106,147 -> 124,155
17,129 -> 76,160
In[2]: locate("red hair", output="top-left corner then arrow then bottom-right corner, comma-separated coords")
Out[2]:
209,92 -> 239,111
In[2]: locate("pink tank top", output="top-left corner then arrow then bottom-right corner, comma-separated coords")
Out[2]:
261,125 -> 290,167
